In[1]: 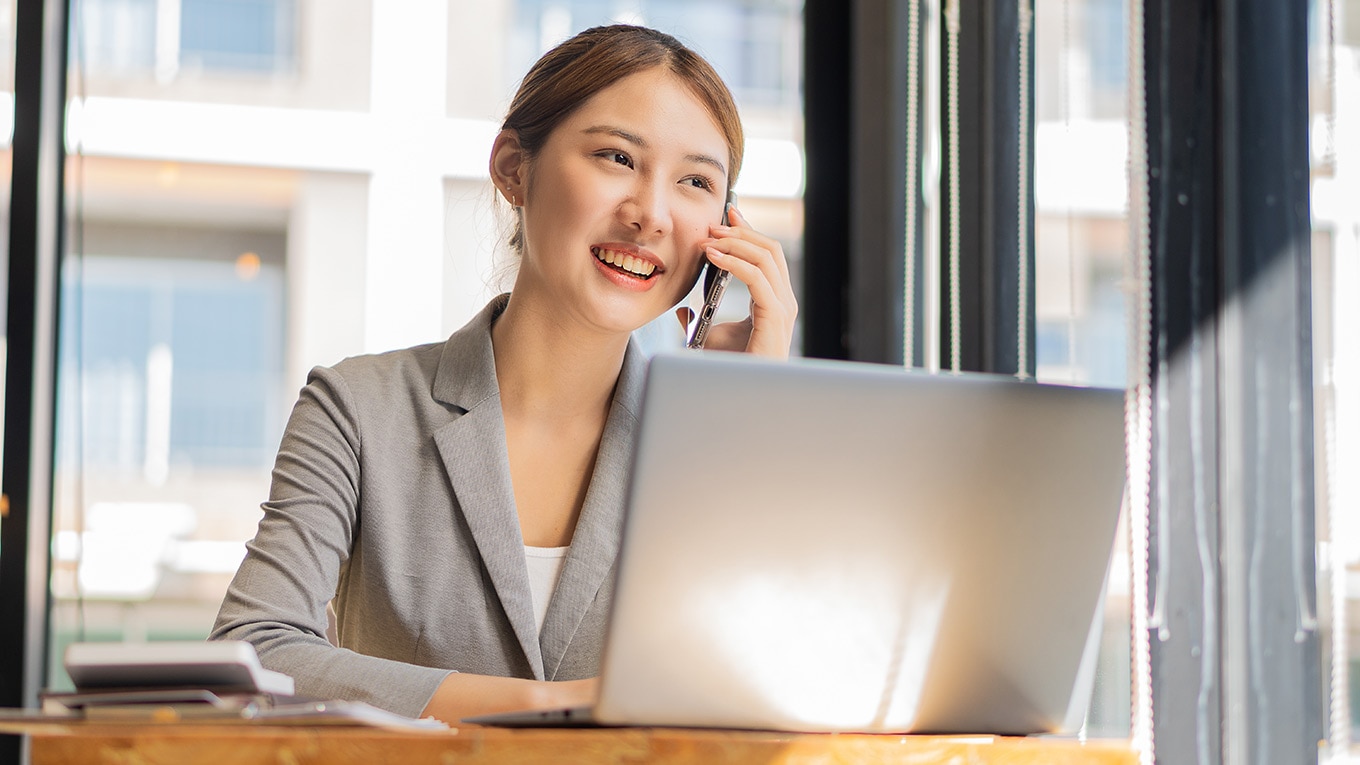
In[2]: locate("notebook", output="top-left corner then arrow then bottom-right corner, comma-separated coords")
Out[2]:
63,640 -> 294,696
469,353 -> 1126,734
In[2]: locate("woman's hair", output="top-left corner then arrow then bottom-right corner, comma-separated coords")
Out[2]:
501,24 -> 744,255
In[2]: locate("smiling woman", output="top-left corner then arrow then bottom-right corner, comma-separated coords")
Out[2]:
209,24 -> 797,726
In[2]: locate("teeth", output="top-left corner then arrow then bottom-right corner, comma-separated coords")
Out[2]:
594,248 -> 656,278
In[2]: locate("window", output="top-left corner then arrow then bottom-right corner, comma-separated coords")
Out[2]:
1034,0 -> 1131,737
77,0 -> 297,78
508,0 -> 802,109
59,248 -> 285,474
79,0 -> 157,73
180,0 -> 296,73
1310,0 -> 1359,752
49,0 -> 805,690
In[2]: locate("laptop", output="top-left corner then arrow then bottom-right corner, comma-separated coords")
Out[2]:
469,352 -> 1127,734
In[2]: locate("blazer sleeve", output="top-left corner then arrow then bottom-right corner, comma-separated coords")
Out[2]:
211,364 -> 453,718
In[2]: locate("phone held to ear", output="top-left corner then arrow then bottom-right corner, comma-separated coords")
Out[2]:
686,192 -> 736,350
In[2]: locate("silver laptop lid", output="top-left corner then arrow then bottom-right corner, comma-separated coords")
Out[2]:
596,353 -> 1126,734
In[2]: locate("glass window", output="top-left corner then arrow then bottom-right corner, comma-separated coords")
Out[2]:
1035,0 -> 1358,749
180,0 -> 296,73
77,0 -> 296,77
1311,0 -> 1359,754
79,0 -> 158,73
59,250 -> 285,473
508,0 -> 801,109
50,1 -> 805,690
1033,0 -> 1131,737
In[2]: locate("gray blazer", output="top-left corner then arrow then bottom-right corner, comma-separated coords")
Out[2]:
211,295 -> 647,718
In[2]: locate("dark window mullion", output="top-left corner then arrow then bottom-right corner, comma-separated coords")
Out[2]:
1141,0 -> 1223,758
939,0 -> 1035,376
804,0 -> 926,366
1,1 -> 70,764
1140,0 -> 1321,760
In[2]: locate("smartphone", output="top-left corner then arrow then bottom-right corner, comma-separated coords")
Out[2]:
686,192 -> 736,349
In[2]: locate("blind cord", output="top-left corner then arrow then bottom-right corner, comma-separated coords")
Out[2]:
1126,0 -> 1155,760
1322,0 -> 1349,756
945,0 -> 962,373
903,0 -> 921,368
1016,0 -> 1033,380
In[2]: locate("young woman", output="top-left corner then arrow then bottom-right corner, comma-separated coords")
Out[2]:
212,24 -> 797,725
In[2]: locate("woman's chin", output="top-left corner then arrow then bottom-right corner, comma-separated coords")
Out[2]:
580,290 -> 673,336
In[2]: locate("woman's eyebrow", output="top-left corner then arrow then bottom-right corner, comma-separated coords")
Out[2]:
583,125 -> 647,146
583,124 -> 727,176
685,152 -> 727,177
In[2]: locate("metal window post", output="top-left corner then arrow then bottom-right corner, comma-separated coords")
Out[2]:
1,0 -> 69,762
938,0 -> 1035,376
804,0 -> 927,366
1140,0 -> 1322,761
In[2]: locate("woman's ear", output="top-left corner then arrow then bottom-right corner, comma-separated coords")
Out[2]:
490,130 -> 527,206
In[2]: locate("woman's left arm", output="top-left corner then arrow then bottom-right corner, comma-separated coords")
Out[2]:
695,206 -> 799,359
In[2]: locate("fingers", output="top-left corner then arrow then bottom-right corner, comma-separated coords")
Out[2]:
704,220 -> 798,329
730,207 -> 792,288
710,206 -> 792,289
704,247 -> 787,326
699,206 -> 799,359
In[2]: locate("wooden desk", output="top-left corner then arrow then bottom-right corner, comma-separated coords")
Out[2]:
3,721 -> 1136,764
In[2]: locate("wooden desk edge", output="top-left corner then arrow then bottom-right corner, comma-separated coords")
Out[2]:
4,720 -> 1138,764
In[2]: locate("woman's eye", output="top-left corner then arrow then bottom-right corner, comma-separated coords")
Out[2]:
600,151 -> 632,168
685,176 -> 714,191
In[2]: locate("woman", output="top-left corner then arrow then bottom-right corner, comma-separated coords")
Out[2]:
211,24 -> 797,725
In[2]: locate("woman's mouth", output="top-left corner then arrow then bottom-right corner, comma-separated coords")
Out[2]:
592,247 -> 657,280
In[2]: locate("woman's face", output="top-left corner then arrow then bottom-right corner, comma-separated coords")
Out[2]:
512,67 -> 730,336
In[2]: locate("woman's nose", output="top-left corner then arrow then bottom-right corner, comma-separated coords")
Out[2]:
619,181 -> 672,238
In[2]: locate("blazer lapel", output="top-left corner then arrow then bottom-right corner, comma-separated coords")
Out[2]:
430,296 -> 545,679
539,338 -> 648,679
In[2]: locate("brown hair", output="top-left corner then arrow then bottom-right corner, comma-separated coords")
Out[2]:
501,25 -> 744,254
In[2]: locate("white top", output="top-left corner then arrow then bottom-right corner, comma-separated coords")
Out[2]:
524,545 -> 570,634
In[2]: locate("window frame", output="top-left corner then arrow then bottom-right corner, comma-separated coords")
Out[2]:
0,2 -> 69,764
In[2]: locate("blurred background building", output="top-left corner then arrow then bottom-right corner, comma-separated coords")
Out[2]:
42,0 -> 808,686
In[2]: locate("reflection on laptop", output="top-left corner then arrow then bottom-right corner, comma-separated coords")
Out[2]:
468,353 -> 1126,734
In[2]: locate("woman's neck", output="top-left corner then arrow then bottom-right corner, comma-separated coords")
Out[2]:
490,293 -> 630,422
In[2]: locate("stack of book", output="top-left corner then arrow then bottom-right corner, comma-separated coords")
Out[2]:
38,641 -> 443,730
42,641 -> 297,720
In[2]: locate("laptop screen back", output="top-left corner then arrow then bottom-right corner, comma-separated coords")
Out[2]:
596,353 -> 1126,734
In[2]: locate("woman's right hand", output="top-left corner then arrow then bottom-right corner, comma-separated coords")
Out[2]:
421,673 -> 599,725
676,206 -> 799,359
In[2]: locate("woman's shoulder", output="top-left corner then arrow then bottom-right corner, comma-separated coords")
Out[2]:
327,340 -> 447,385
308,296 -> 505,407
289,341 -> 434,398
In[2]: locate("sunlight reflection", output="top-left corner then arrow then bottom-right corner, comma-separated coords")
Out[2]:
705,572 -> 950,729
